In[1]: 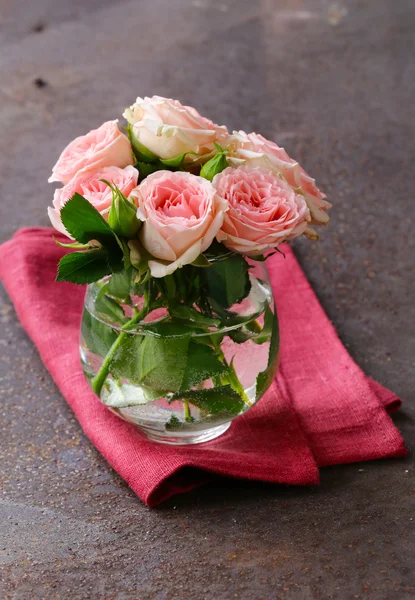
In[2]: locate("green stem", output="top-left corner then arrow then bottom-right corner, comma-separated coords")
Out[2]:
212,338 -> 251,406
91,295 -> 151,397
225,357 -> 252,406
184,401 -> 192,422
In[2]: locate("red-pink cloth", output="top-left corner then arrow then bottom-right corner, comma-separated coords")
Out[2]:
0,228 -> 407,506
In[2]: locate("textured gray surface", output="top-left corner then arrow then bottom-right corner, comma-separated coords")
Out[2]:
0,0 -> 414,598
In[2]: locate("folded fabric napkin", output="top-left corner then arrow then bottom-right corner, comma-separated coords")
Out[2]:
0,228 -> 406,506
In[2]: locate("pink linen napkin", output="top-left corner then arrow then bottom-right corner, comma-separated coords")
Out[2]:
0,228 -> 406,506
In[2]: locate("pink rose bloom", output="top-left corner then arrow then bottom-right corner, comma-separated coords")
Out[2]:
48,120 -> 134,185
229,131 -> 331,234
48,165 -> 139,237
130,171 -> 227,277
213,166 -> 310,255
123,96 -> 229,160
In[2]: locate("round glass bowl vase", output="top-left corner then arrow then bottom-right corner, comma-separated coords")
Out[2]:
80,258 -> 279,445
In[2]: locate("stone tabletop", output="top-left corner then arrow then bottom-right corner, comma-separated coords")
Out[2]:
0,1 -> 413,598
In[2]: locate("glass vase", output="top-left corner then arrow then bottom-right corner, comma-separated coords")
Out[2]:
79,257 -> 279,445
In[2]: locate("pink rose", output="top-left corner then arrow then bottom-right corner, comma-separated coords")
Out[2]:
130,171 -> 227,277
123,96 -> 229,160
229,131 -> 331,233
48,165 -> 139,237
213,165 -> 310,255
48,120 -> 134,185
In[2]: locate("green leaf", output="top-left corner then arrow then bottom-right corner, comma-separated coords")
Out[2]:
127,124 -> 158,163
249,250 -> 280,262
95,293 -> 126,324
128,239 -> 152,278
136,161 -> 163,182
106,269 -> 134,301
56,249 -> 112,284
247,253 -> 266,262
108,334 -> 141,382
255,304 -> 280,400
60,193 -> 115,246
109,319 -> 227,395
181,341 -> 226,390
169,304 -> 221,327
110,327 -> 191,392
226,315 -> 265,344
228,329 -> 256,344
170,385 -> 245,416
117,238 -> 131,270
252,304 -> 275,345
107,184 -> 141,239
187,329 -> 225,346
165,415 -> 183,431
96,281 -> 109,300
200,151 -> 228,181
210,303 -> 263,328
159,151 -> 198,168
81,307 -> 118,358
204,240 -> 234,263
106,248 -> 125,274
245,319 -> 262,334
191,254 -> 211,268
204,254 -> 251,308
163,275 -> 177,301
58,195 -> 125,276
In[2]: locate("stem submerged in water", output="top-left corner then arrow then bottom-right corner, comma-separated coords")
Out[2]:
90,273 -> 253,413
184,401 -> 193,422
211,336 -> 251,406
91,295 -> 151,397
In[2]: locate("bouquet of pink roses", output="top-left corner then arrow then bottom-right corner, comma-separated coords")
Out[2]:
48,96 -> 331,445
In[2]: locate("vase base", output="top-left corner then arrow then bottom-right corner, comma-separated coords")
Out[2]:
137,422 -> 231,445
